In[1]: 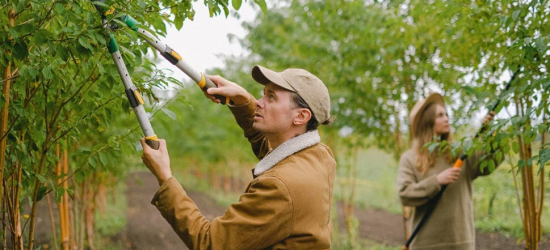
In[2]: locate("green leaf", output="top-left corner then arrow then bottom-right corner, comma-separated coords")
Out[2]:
55,187 -> 65,203
174,15 -> 184,30
8,27 -> 19,39
488,159 -> 495,172
254,0 -> 268,14
512,141 -> 519,154
75,170 -> 85,183
78,36 -> 91,50
512,10 -> 520,21
34,31 -> 48,46
99,151 -> 108,167
161,108 -> 177,120
88,157 -> 97,169
535,36 -> 547,56
539,147 -> 550,167
232,0 -> 242,10
464,139 -> 473,153
480,159 -> 488,172
518,159 -> 525,169
36,187 -> 48,202
54,3 -> 65,15
496,150 -> 503,163
13,41 -> 29,60
36,174 -> 47,183
42,65 -> 54,80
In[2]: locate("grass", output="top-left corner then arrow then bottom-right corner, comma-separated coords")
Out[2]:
335,147 -> 550,239
473,163 -> 550,238
172,146 -> 550,244
93,182 -> 128,250
333,147 -> 402,214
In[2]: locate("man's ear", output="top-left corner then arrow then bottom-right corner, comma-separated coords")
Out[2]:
294,108 -> 312,125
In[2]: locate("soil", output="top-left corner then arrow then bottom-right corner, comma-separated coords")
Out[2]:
9,171 -> 549,249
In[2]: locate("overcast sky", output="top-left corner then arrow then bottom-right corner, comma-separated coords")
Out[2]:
156,2 -> 259,82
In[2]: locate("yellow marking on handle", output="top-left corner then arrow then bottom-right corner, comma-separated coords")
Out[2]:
134,90 -> 144,105
104,6 -> 115,16
170,50 -> 182,61
198,73 -> 206,89
453,158 -> 464,168
145,135 -> 158,141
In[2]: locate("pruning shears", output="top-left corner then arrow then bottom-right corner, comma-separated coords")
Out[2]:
92,0 -> 228,149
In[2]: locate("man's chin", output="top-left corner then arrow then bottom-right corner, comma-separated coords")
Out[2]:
252,123 -> 265,133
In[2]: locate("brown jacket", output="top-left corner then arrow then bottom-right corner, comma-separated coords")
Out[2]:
397,149 -> 502,250
151,94 -> 336,250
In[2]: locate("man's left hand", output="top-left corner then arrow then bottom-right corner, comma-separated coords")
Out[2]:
141,138 -> 173,186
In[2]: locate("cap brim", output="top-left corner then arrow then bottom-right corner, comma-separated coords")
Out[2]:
252,65 -> 294,92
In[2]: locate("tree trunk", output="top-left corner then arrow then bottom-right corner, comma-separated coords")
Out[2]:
13,162 -> 24,250
46,193 -> 60,250
2,198 -> 6,250
85,186 -> 95,250
0,8 -> 16,229
27,145 -> 49,250
342,145 -> 359,248
516,99 -> 540,250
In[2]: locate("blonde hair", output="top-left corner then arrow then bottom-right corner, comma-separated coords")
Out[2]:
413,103 -> 454,174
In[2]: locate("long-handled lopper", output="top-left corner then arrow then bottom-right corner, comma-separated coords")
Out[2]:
94,1 -> 228,104
92,1 -> 228,149
93,0 -> 160,149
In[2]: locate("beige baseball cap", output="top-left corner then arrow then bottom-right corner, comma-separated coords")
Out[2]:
409,93 -> 445,136
251,65 -> 331,123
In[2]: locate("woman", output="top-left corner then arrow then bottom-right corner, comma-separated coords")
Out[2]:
397,93 -> 500,250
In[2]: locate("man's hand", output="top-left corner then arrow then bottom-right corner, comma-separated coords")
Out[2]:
205,75 -> 250,105
437,167 -> 461,185
481,111 -> 496,125
140,138 -> 173,186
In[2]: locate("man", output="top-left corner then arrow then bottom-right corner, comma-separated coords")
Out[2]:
140,65 -> 336,250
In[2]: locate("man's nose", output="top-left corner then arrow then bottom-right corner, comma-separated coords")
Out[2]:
255,97 -> 264,109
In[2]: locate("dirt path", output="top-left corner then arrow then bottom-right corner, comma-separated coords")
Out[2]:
120,172 -> 226,250
334,202 -> 550,249
124,171 -> 549,250
4,171 -> 544,249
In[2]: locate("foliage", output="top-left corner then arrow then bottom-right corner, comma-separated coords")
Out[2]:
222,0 -> 549,246
0,0 -> 265,248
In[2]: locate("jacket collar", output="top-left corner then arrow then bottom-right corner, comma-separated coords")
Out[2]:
253,130 -> 321,177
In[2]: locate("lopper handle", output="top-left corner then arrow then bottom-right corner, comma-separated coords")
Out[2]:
145,135 -> 159,150
199,73 -> 230,105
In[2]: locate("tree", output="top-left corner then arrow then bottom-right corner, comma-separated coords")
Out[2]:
0,0 -> 264,249
227,0 -> 549,248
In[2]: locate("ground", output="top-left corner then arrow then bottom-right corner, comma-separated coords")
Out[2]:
121,172 -> 549,250
14,171 -> 549,249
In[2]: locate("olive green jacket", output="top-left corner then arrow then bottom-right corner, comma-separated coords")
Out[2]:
397,149 -> 502,250
151,94 -> 336,250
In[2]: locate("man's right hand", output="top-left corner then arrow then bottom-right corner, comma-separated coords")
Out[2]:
437,167 -> 461,185
205,75 -> 250,105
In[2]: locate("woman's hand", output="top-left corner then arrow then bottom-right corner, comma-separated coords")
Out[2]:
437,167 -> 461,185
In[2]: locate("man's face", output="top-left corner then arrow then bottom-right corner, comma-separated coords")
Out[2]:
253,83 -> 296,134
